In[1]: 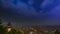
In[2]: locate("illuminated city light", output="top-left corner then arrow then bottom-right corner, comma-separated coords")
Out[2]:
34,29 -> 37,32
31,28 -> 34,30
30,31 -> 34,34
7,28 -> 12,32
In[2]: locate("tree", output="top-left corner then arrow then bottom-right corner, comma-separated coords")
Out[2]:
0,19 -> 6,34
6,29 -> 16,34
16,31 -> 22,34
54,29 -> 60,34
24,31 -> 27,34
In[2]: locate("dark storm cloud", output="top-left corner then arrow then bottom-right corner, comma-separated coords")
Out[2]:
0,0 -> 60,25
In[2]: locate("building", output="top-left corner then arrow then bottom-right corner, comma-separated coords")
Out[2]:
7,21 -> 12,32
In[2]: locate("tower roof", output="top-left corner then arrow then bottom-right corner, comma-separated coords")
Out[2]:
7,21 -> 12,28
7,21 -> 11,26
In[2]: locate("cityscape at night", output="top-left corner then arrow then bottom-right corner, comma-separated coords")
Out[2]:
0,0 -> 60,34
0,19 -> 60,34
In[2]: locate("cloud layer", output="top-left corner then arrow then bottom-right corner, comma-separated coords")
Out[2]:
1,0 -> 60,25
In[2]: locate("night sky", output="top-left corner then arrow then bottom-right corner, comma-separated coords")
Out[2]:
0,0 -> 60,27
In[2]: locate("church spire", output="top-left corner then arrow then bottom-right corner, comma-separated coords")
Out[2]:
7,21 -> 12,28
7,21 -> 12,32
